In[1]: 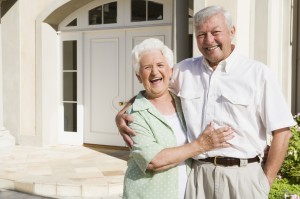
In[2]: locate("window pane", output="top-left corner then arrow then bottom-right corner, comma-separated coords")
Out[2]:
63,72 -> 77,101
148,1 -> 163,21
63,41 -> 77,70
89,6 -> 102,25
66,19 -> 77,27
131,0 -> 146,22
64,103 -> 77,132
103,2 -> 117,24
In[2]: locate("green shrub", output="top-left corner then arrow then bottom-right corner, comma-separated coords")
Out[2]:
269,114 -> 300,198
280,115 -> 300,184
269,178 -> 300,199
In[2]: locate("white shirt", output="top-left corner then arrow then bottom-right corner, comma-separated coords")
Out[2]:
170,49 -> 296,159
164,113 -> 188,199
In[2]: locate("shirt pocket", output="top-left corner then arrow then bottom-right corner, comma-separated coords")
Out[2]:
221,92 -> 250,106
178,90 -> 204,126
178,89 -> 202,100
220,92 -> 253,119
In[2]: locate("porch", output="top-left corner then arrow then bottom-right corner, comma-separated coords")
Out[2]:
0,145 -> 129,198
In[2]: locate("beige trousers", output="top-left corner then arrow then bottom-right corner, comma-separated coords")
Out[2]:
185,160 -> 270,199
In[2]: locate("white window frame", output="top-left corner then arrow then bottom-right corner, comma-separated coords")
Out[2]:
58,32 -> 84,145
58,0 -> 172,31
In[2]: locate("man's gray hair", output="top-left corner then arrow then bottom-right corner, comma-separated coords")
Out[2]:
194,5 -> 233,30
132,38 -> 174,75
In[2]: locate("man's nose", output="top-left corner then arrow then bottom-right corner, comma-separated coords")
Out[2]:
204,33 -> 214,43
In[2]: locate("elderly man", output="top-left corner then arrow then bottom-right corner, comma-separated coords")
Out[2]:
116,5 -> 295,199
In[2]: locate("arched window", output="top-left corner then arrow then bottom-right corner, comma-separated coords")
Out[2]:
66,19 -> 77,27
131,0 -> 163,22
58,0 -> 172,31
89,2 -> 117,25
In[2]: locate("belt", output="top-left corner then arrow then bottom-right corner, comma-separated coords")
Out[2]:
199,156 -> 260,167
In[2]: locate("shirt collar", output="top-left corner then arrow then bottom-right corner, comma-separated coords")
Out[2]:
132,91 -> 149,112
132,90 -> 182,113
202,45 -> 237,74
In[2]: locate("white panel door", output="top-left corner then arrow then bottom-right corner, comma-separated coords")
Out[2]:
84,26 -> 171,146
84,30 -> 126,146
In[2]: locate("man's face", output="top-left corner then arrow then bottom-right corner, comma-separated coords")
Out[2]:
195,13 -> 235,69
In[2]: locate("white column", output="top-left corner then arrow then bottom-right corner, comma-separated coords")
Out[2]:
193,0 -> 205,57
0,1 -> 16,155
173,0 -> 189,63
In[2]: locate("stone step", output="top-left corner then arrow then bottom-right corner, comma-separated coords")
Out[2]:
0,145 -> 126,198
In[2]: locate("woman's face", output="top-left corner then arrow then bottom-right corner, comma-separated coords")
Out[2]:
137,50 -> 172,99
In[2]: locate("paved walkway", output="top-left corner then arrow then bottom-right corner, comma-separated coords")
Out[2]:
0,189 -> 55,199
0,145 -> 127,198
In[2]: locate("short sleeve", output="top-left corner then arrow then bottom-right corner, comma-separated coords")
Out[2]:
129,113 -> 164,174
260,69 -> 296,134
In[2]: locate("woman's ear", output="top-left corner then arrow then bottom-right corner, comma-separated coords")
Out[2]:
169,67 -> 173,79
136,74 -> 142,83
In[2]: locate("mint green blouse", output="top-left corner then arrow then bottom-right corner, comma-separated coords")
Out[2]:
123,91 -> 191,199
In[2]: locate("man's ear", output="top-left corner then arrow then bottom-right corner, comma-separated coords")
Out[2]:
230,25 -> 236,40
136,74 -> 142,83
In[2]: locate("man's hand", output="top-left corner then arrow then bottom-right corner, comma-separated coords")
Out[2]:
115,97 -> 136,147
117,112 -> 136,147
115,98 -> 137,148
262,145 -> 270,165
263,128 -> 292,186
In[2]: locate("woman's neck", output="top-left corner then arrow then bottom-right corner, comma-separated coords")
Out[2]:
144,91 -> 176,115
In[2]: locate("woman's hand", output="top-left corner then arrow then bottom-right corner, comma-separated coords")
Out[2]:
195,124 -> 234,152
147,123 -> 234,171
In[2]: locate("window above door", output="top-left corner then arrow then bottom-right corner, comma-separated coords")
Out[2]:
58,0 -> 172,31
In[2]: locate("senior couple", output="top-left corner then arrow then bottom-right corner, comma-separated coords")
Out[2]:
116,5 -> 295,199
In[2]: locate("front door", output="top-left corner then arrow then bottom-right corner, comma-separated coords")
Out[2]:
84,27 -> 171,146
83,30 -> 126,146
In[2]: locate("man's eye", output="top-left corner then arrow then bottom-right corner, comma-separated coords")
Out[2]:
212,31 -> 221,36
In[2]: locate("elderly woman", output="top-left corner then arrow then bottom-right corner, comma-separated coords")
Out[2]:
123,38 -> 233,199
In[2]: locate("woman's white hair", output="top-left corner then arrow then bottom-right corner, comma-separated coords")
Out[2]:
132,38 -> 174,74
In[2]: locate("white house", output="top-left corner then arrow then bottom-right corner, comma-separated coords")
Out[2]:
0,0 -> 298,148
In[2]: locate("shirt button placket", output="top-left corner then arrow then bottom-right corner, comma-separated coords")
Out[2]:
206,72 -> 216,123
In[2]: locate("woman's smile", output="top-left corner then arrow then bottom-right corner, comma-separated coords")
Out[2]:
137,50 -> 172,99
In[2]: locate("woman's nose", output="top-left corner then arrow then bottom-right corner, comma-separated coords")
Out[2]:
151,66 -> 159,74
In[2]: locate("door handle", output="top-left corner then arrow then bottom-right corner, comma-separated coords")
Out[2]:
118,101 -> 129,106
